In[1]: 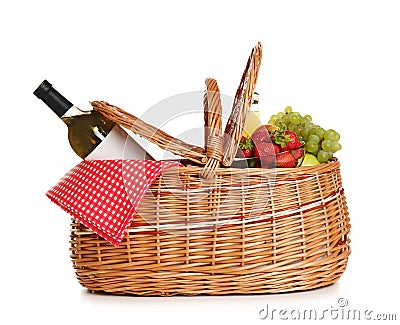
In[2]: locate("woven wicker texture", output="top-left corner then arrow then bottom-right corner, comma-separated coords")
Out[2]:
91,100 -> 207,165
222,42 -> 262,166
69,43 -> 350,296
201,78 -> 223,179
70,159 -> 350,296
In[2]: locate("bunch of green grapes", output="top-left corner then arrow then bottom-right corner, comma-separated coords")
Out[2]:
268,106 -> 342,163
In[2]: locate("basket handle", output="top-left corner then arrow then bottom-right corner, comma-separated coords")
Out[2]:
91,101 -> 207,165
221,42 -> 262,166
91,42 -> 262,168
200,42 -> 263,176
200,78 -> 223,179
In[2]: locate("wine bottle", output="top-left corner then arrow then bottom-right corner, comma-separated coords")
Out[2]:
243,92 -> 262,137
33,80 -> 153,160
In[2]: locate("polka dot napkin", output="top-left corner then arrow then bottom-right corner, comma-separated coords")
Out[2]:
46,160 -> 181,246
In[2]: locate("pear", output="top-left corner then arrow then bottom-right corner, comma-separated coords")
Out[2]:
301,153 -> 320,166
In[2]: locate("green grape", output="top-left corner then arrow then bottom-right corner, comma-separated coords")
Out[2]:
308,134 -> 320,143
275,120 -> 285,130
284,106 -> 292,113
317,150 -> 330,163
294,125 -> 302,135
301,126 -> 311,138
309,126 -> 319,136
315,127 -> 326,139
321,139 -> 333,151
331,142 -> 342,152
324,129 -> 340,142
306,141 -> 319,154
304,122 -> 314,129
266,110 -> 343,156
290,114 -> 302,124
288,123 -> 296,132
282,115 -> 290,124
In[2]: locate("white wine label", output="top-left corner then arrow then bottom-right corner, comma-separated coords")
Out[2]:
85,125 -> 153,160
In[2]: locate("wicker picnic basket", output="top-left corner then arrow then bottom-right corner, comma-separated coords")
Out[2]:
69,43 -> 350,296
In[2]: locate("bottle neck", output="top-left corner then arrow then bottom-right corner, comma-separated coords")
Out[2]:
60,105 -> 93,128
61,105 -> 90,118
34,80 -> 74,117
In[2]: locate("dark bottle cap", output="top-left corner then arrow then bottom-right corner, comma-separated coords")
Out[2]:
33,80 -> 73,117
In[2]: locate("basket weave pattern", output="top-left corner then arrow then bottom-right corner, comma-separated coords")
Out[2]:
68,43 -> 350,295
70,159 -> 350,296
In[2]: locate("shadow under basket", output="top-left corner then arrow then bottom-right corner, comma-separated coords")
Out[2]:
70,159 -> 350,296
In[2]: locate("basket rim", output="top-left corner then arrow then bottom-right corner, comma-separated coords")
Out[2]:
159,158 -> 340,175
73,158 -> 344,236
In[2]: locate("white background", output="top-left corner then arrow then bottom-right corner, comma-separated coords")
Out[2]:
1,0 -> 399,324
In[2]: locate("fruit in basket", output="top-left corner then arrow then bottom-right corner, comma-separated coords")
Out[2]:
305,141 -> 319,154
291,147 -> 305,160
277,130 -> 303,151
245,123 -> 302,165
252,126 -> 304,168
317,150 -> 330,163
265,124 -> 279,132
275,151 -> 296,168
301,153 -> 320,166
324,129 -> 340,142
267,107 -> 342,163
237,136 -> 254,158
235,122 -> 308,168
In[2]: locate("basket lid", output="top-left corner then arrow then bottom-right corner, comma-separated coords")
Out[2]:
91,42 -> 263,174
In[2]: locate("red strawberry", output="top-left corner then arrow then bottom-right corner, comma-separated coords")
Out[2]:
292,141 -> 303,149
270,130 -> 290,150
273,144 -> 280,154
284,130 -> 299,141
275,151 -> 296,168
237,136 -> 254,158
291,147 -> 304,160
242,148 -> 253,158
279,130 -> 301,151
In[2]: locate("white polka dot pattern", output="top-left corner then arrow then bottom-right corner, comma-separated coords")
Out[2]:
46,159 -> 181,246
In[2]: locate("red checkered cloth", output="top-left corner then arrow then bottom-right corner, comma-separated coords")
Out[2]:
46,160 -> 181,246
